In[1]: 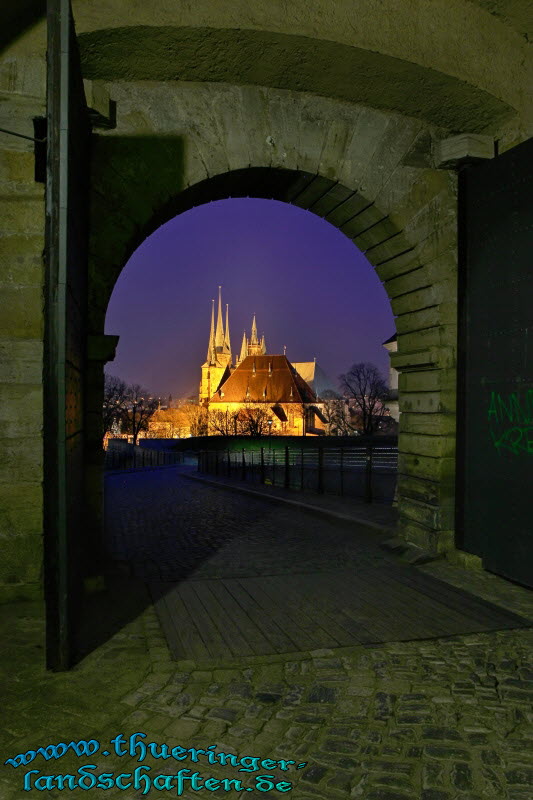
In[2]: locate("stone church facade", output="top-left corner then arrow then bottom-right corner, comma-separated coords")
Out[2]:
200,290 -> 327,435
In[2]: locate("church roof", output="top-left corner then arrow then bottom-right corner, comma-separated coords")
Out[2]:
210,355 -> 317,404
292,361 -> 316,384
292,361 -> 335,396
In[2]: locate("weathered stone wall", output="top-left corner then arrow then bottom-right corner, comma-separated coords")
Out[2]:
0,32 -> 46,601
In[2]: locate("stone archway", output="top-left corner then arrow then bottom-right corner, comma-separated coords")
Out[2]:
88,82 -> 458,556
1,0 -> 531,631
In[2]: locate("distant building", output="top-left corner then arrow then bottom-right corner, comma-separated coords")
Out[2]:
210,354 -> 326,435
291,360 -> 336,397
382,333 -> 399,422
199,289 -> 327,435
199,286 -> 234,404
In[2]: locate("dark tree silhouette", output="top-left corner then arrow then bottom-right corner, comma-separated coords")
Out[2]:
103,374 -> 129,436
339,362 -> 389,435
321,389 -> 356,436
208,408 -> 241,436
121,384 -> 159,445
182,403 -> 209,437
237,405 -> 272,436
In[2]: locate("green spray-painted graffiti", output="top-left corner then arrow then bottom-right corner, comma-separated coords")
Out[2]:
488,390 -> 533,455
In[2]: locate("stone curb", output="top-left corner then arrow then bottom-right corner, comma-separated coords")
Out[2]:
182,472 -> 396,536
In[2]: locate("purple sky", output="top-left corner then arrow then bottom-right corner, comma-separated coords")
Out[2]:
105,198 -> 395,400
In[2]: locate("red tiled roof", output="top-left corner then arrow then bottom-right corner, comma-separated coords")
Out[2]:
210,355 -> 317,404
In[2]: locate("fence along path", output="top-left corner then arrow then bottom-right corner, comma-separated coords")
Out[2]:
104,444 -> 183,470
198,443 -> 398,502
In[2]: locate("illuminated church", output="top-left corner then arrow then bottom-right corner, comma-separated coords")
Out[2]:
199,288 -> 328,435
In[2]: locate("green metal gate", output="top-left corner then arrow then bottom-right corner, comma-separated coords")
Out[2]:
456,137 -> 533,587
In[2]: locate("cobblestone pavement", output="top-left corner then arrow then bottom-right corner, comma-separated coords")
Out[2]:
186,471 -> 398,533
104,467 -> 397,583
1,467 -> 532,799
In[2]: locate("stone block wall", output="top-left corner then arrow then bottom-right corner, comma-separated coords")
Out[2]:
0,35 -> 46,601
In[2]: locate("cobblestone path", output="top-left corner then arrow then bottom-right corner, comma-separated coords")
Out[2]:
104,466 -> 396,582
2,603 -> 532,800
0,467 -> 531,799
105,468 -> 528,661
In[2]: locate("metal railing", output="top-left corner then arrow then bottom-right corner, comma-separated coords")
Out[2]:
198,444 -> 398,503
104,444 -> 184,471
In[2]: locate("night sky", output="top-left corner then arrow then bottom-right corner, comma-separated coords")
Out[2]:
105,198 -> 396,400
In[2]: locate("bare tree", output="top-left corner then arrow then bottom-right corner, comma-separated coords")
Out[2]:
103,373 -> 129,436
321,389 -> 356,436
182,403 -> 209,437
121,384 -> 159,445
339,362 -> 389,435
208,408 -> 241,436
237,405 -> 272,437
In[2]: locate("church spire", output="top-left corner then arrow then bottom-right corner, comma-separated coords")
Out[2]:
260,333 -> 266,354
206,299 -> 216,363
248,315 -> 263,356
250,314 -> 258,346
239,330 -> 248,363
224,303 -> 231,356
215,285 -> 224,349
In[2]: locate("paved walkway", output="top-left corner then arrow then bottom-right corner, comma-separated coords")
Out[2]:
186,469 -> 533,621
103,468 -> 528,661
1,466 -> 532,800
186,469 -> 398,533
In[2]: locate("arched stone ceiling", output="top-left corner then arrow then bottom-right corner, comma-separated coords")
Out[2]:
79,27 -> 514,134
71,0 -> 531,134
468,0 -> 533,39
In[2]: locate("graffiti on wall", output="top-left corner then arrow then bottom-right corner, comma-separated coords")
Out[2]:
488,390 -> 533,455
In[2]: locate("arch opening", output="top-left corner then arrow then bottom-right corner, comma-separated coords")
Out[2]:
88,152 -> 458,602
97,193 -> 401,658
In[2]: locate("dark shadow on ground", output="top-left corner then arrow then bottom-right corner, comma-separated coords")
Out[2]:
74,566 -> 151,662
75,462 -> 395,661
76,465 -> 531,665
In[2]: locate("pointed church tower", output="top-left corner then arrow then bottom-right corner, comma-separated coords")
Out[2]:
250,315 -> 258,345
248,315 -> 263,356
260,334 -> 266,355
205,299 -> 216,364
223,303 -> 232,358
215,285 -> 224,350
199,290 -> 231,403
238,330 -> 248,365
